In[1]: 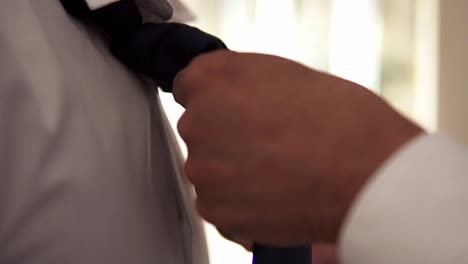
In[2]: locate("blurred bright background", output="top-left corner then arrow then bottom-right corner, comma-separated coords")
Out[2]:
159,0 -> 467,263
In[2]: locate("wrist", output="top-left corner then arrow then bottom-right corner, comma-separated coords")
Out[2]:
335,120 -> 425,242
319,113 -> 425,243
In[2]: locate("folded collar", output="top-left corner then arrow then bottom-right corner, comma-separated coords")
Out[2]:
85,0 -> 174,21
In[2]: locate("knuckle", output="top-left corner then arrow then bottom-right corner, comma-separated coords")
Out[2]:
195,200 -> 211,220
184,158 -> 219,188
174,51 -> 237,105
173,67 -> 203,106
196,200 -> 233,230
171,80 -> 186,107
195,198 -> 246,234
188,54 -> 210,70
191,50 -> 234,73
184,158 -> 203,185
177,111 -> 193,141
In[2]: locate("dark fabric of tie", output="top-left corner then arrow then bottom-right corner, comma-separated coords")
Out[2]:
253,244 -> 312,264
60,0 -> 142,43
112,22 -> 227,91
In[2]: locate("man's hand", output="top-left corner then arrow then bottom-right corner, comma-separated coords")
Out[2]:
173,51 -> 423,245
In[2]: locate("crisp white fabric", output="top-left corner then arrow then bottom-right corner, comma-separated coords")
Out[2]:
168,0 -> 196,22
85,0 -> 195,23
339,134 -> 468,263
85,0 -> 173,21
85,0 -> 119,10
135,0 -> 173,22
0,1 -> 208,263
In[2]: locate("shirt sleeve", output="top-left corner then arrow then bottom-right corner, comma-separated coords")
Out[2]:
339,134 -> 468,264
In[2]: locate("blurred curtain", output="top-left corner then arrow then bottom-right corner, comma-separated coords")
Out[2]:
183,0 -> 438,126
188,0 -> 382,91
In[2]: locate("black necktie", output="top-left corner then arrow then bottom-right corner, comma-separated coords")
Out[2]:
60,1 -> 312,263
59,0 -> 226,92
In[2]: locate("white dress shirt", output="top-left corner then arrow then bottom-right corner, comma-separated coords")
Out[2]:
340,134 -> 468,263
0,1 -> 207,263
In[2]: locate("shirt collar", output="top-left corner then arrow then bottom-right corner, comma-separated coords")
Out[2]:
84,0 -> 175,22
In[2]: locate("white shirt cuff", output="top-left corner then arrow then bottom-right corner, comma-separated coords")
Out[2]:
339,134 -> 468,264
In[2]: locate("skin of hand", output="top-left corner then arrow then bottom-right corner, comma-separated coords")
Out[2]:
313,244 -> 338,264
173,51 -> 424,246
